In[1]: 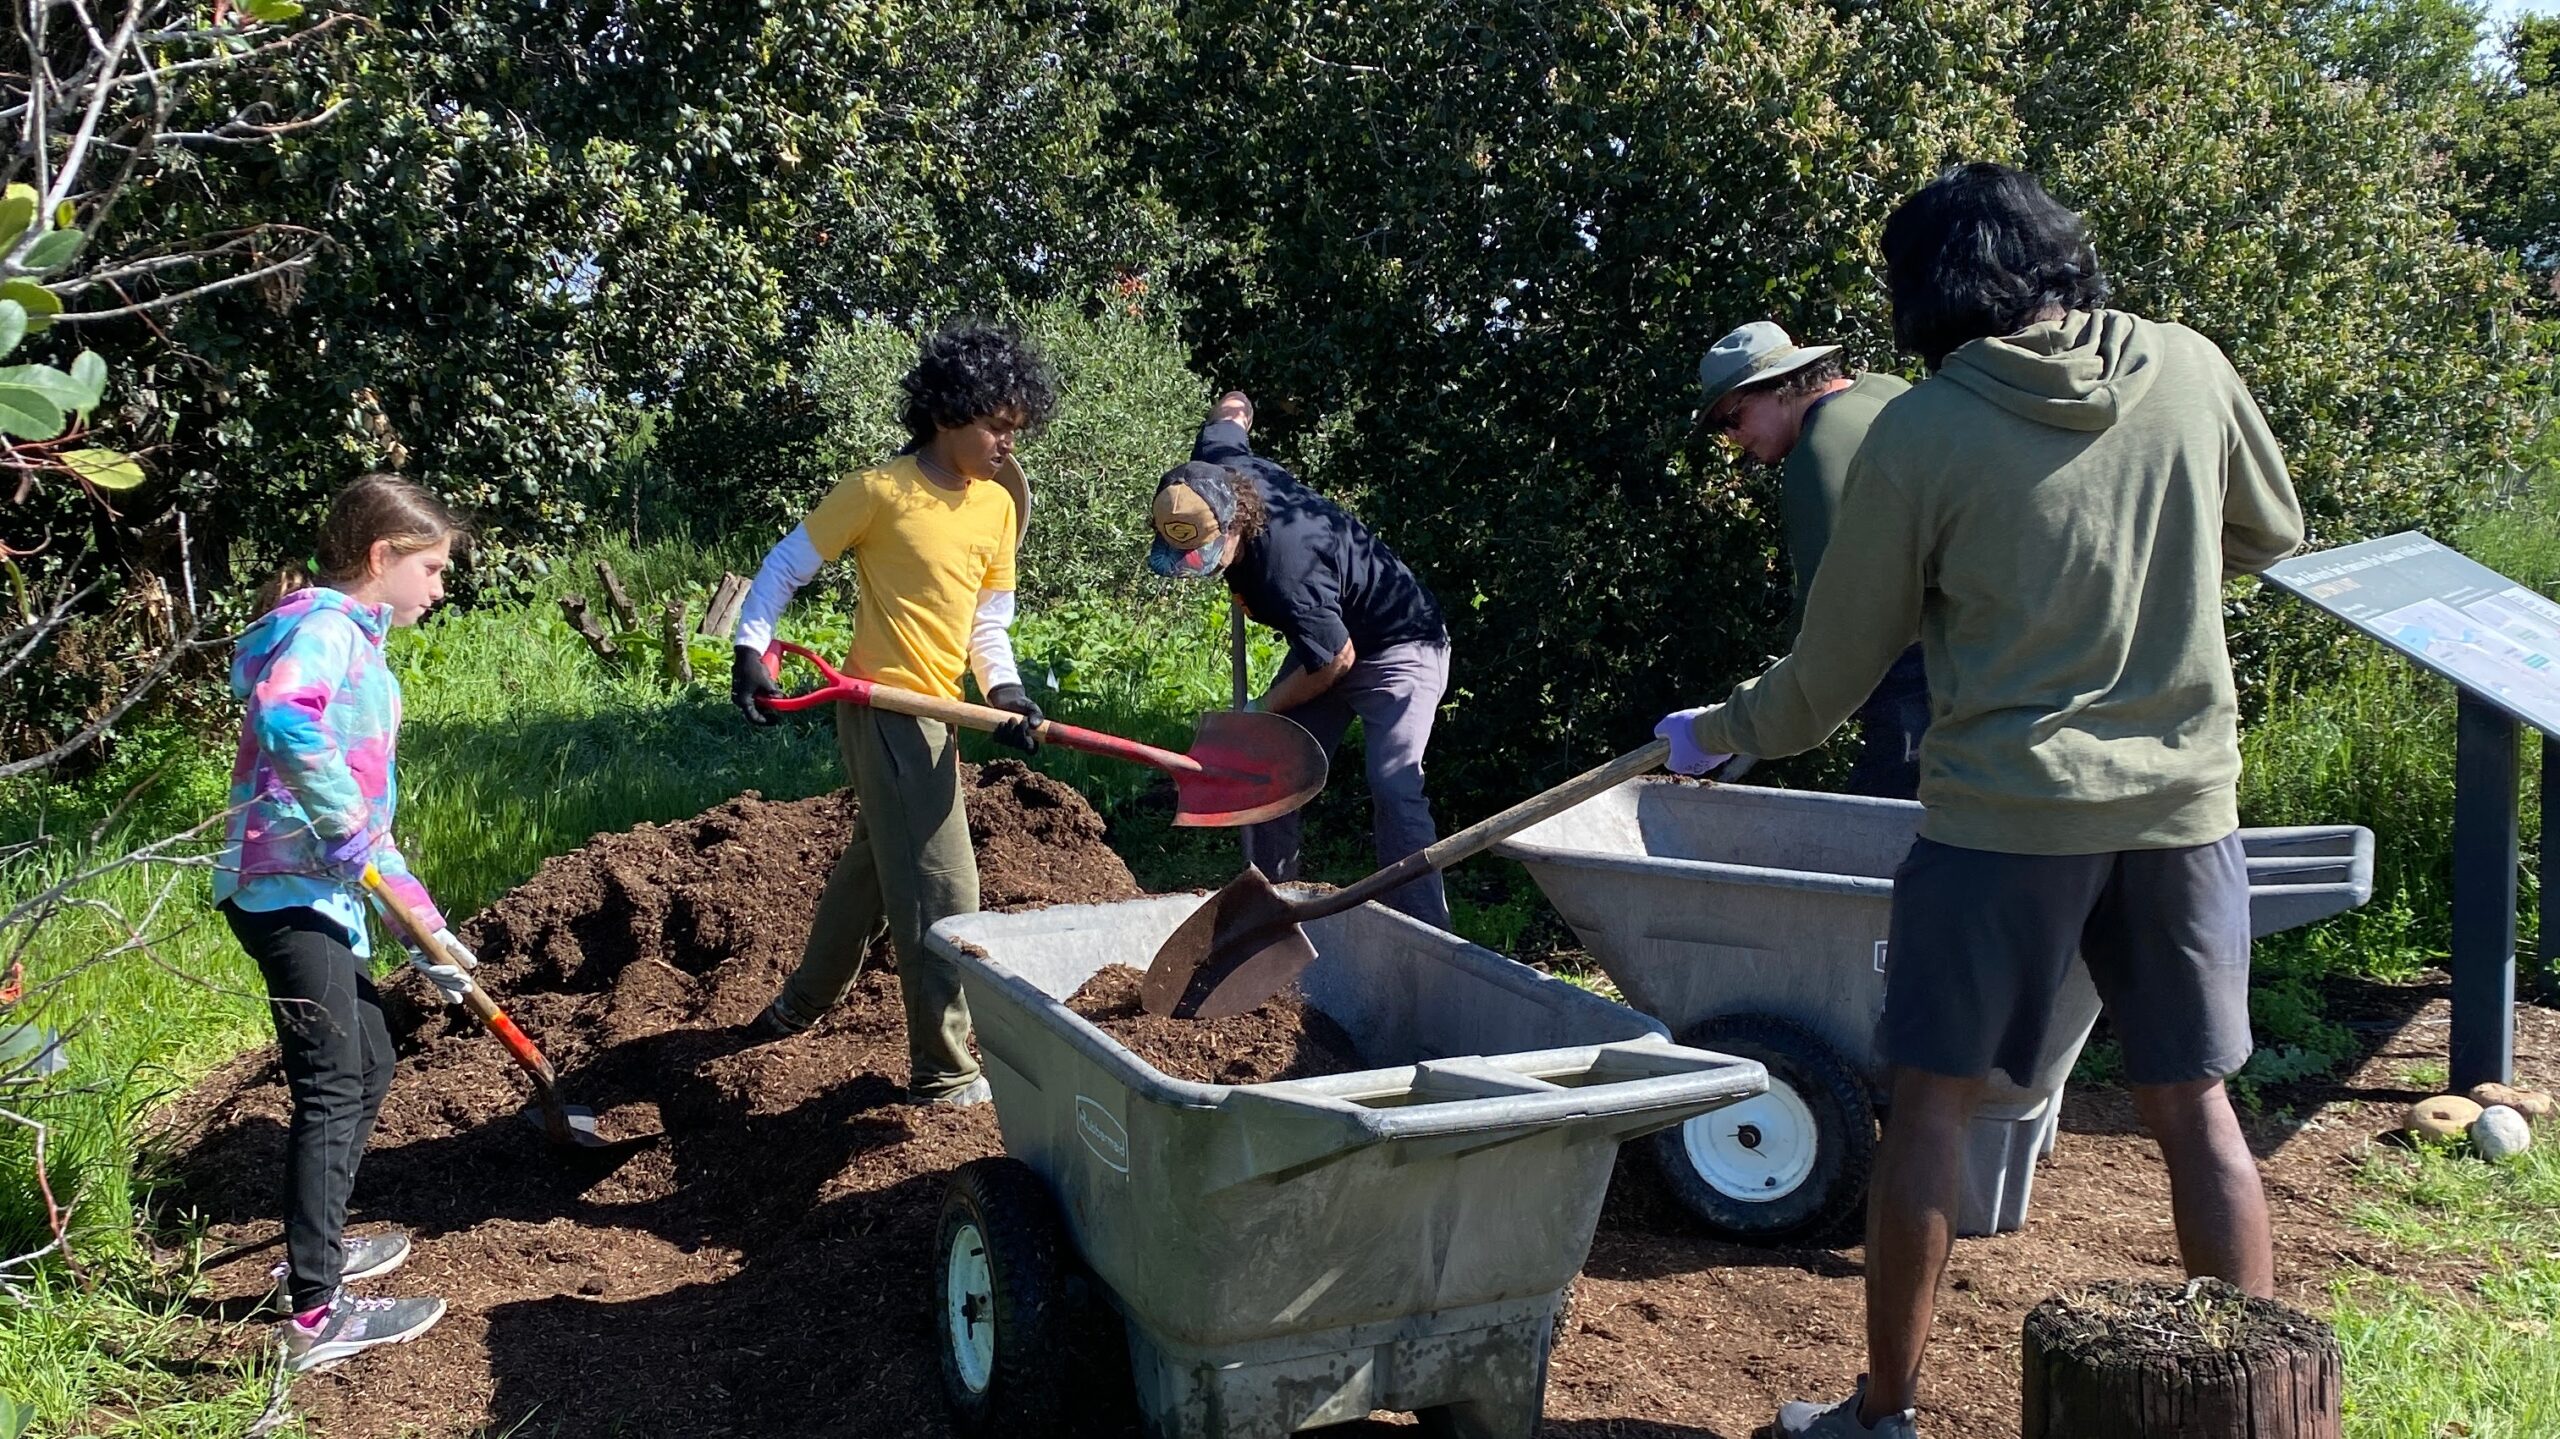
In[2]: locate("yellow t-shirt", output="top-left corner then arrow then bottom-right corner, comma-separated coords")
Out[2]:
802,455 -> 1019,700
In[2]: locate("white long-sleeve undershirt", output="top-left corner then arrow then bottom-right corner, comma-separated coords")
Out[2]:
732,523 -> 1022,696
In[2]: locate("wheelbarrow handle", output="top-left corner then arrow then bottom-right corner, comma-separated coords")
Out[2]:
361,864 -> 556,1086
761,640 -> 1203,774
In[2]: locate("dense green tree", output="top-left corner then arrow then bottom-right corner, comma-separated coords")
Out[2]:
2462,15 -> 2560,296
1135,0 -> 2547,801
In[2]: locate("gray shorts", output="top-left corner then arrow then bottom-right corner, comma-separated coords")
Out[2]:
1880,833 -> 2253,1087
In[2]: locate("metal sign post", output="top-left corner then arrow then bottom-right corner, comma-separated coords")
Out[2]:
2266,532 -> 2560,1090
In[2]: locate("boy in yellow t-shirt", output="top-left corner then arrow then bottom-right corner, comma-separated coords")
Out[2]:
729,322 -> 1056,1106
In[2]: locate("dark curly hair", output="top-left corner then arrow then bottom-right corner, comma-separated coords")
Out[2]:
897,320 -> 1060,446
1881,163 -> 2110,369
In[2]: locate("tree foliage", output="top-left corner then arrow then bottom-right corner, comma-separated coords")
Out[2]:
1134,0 -> 2547,799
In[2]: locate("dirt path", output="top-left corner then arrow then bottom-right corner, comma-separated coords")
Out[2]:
153,777 -> 2549,1438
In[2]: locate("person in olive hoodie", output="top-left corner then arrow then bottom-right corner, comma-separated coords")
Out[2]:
1695,321 -> 1922,796
1654,165 -> 2304,1439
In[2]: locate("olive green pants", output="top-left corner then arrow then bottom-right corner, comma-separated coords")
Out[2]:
773,705 -> 981,1098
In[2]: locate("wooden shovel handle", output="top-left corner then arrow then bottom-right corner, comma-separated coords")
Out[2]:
1316,738 -> 1673,917
361,864 -> 555,1084
762,640 -> 1201,774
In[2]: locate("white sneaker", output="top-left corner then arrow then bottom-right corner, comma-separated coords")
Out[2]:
1776,1378 -> 1919,1438
279,1291 -> 446,1372
908,1075 -> 992,1108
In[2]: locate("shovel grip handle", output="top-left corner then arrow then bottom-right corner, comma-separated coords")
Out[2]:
361,864 -> 557,1084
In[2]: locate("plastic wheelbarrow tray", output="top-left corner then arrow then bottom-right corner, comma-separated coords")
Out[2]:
923,893 -> 1767,1439
1494,780 -> 2376,1243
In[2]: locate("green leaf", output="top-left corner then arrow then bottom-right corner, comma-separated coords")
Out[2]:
19,228 -> 83,275
51,200 -> 73,229
69,350 -> 107,414
62,447 -> 145,491
243,0 -> 305,20
0,279 -> 63,331
0,1392 -> 31,1439
0,186 -> 34,253
0,364 -> 94,414
0,300 -> 22,361
0,380 -> 66,440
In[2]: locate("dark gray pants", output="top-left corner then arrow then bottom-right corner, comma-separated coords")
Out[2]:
1246,637 -> 1452,929
223,901 -> 393,1313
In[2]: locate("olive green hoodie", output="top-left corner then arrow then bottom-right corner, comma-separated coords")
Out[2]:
1692,309 -> 2303,854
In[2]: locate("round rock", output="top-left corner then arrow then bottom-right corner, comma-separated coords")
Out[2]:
2407,1094 -> 2483,1142
2468,1082 -> 2555,1126
2472,1105 -> 2533,1162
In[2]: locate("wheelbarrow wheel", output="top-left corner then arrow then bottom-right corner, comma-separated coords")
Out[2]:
1650,1012 -> 1873,1243
935,1157 -> 1074,1437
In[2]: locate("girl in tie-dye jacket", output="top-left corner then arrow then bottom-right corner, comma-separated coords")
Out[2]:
215,474 -> 467,1371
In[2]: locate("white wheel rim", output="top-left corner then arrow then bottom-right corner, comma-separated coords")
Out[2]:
946,1219 -> 996,1394
1683,1079 -> 1820,1203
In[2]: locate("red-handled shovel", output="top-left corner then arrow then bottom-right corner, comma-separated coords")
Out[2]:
361,865 -> 611,1148
761,640 -> 1327,827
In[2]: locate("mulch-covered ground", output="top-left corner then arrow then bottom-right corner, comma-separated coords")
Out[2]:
151,770 -> 2553,1438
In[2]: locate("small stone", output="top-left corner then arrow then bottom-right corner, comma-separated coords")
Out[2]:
2407,1094 -> 2483,1141
2472,1105 -> 2533,1162
2468,1082 -> 2555,1126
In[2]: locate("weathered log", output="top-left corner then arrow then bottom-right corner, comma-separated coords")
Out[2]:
559,595 -> 619,660
2021,1279 -> 2341,1439
697,572 -> 748,643
660,596 -> 692,684
596,560 -> 638,631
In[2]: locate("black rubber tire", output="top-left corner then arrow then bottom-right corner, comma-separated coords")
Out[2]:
934,1157 -> 1075,1438
1649,1012 -> 1875,1244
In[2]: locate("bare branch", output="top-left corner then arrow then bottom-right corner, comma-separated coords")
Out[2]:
31,0 -> 143,221
46,251 -> 316,322
0,622 -> 216,779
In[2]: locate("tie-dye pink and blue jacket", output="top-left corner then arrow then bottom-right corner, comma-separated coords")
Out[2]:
213,587 -> 443,957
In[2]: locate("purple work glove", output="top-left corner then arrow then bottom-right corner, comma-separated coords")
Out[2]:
1653,708 -> 1734,777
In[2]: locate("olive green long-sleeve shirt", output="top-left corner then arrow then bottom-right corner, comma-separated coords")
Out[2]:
1692,309 -> 2303,854
1781,370 -> 1911,640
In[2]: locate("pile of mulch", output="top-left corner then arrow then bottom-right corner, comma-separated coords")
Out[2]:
152,759 -> 2556,1438
156,761 -> 1141,1439
1065,964 -> 1364,1086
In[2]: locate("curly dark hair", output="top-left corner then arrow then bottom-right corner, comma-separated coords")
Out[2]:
1881,163 -> 2110,369
897,320 -> 1060,445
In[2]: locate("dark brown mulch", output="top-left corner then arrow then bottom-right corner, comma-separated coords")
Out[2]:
150,763 -> 2552,1439
1064,963 -> 1364,1086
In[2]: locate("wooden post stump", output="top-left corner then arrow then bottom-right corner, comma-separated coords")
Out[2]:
595,560 -> 638,631
559,595 -> 619,659
697,571 -> 748,643
659,596 -> 692,684
2022,1279 -> 2340,1439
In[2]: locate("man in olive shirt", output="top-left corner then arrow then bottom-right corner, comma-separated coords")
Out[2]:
1658,165 -> 2304,1439
1697,321 -> 1922,796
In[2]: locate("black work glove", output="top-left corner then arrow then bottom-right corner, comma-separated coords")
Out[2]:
731,645 -> 782,727
987,682 -> 1044,754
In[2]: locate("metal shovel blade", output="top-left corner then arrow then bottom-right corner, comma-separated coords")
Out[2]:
1169,710 -> 1329,828
1138,868 -> 1321,1019
525,1097 -> 614,1148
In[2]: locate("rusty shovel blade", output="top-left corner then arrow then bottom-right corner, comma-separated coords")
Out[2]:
1137,868 -> 1322,1019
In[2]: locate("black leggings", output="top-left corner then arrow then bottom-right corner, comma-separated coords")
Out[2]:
221,902 -> 394,1311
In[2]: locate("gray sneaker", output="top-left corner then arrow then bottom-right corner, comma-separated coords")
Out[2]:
279,1291 -> 446,1372
268,1230 -> 413,1309
907,1075 -> 992,1108
1776,1378 -> 1918,1438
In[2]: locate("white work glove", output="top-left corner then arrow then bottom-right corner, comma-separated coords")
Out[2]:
407,929 -> 479,1005
1652,708 -> 1735,778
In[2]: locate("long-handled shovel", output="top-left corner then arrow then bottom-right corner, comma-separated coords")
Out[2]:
762,640 -> 1327,827
361,865 -> 610,1148
1139,738 -> 1676,1018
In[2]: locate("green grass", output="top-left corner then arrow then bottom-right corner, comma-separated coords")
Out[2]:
2336,1259 -> 2560,1439
2334,1131 -> 2560,1439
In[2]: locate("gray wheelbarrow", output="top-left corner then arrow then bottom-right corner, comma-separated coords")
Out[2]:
1495,780 -> 2375,1242
922,893 -> 1767,1439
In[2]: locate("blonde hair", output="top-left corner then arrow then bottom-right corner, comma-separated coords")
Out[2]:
255,473 -> 468,614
